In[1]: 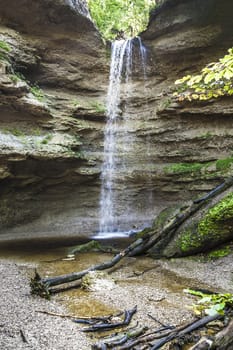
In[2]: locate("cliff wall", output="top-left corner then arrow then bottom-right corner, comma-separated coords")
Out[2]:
0,0 -> 232,244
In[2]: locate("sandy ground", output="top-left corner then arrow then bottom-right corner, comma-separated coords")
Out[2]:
0,251 -> 232,350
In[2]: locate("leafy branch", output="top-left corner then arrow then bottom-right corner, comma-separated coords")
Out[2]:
174,48 -> 233,101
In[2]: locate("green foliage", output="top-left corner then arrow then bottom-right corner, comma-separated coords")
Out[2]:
30,85 -> 45,101
0,40 -> 11,52
3,127 -> 25,137
87,0 -> 155,40
164,162 -> 207,175
41,134 -> 52,145
178,194 -> 233,254
174,48 -> 233,101
164,157 -> 233,179
207,246 -> 231,259
0,40 -> 11,61
198,132 -> 213,139
178,226 -> 201,253
9,72 -> 26,84
184,288 -> 233,316
90,101 -> 106,113
216,157 -> 233,171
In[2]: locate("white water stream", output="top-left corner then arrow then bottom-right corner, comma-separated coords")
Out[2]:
98,38 -> 147,237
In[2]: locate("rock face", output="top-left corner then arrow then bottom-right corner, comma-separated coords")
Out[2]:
0,0 -> 109,243
0,0 -> 233,245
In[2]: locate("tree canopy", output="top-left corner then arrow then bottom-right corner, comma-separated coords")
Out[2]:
87,0 -> 155,40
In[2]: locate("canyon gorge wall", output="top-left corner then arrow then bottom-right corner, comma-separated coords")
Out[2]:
0,0 -> 232,244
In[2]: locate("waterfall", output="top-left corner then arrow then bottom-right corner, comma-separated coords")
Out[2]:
66,0 -> 90,17
98,38 -> 147,237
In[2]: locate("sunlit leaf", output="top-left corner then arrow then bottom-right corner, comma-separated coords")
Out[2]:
174,47 -> 233,101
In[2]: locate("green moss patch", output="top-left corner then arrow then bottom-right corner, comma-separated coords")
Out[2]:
0,40 -> 11,61
178,224 -> 203,253
207,245 -> 231,259
216,157 -> 233,171
198,192 -> 233,236
178,193 -> 233,254
164,157 -> 233,178
164,162 -> 207,175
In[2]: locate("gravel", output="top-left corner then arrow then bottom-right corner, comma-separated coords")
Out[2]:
0,260 -> 91,350
0,252 -> 232,350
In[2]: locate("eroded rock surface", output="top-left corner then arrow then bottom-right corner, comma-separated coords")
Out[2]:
0,0 -> 108,241
0,0 -> 233,244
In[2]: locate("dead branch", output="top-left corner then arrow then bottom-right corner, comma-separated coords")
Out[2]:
92,325 -> 148,349
150,313 -> 222,350
36,310 -> 85,319
73,311 -> 124,325
81,306 -> 137,332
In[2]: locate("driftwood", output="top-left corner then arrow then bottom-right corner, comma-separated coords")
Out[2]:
80,306 -> 137,332
73,311 -> 124,326
150,313 -> 222,350
121,313 -> 224,350
92,325 -> 148,349
92,312 -> 226,349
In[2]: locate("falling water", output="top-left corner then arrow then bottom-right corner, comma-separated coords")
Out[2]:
98,38 -> 147,237
66,0 -> 90,17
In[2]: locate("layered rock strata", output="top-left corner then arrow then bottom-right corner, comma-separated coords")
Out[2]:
0,0 -> 233,243
0,0 -> 108,242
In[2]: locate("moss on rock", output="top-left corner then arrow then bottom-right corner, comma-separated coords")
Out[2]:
178,193 -> 233,254
198,192 -> 233,236
164,162 -> 206,175
207,245 -> 231,259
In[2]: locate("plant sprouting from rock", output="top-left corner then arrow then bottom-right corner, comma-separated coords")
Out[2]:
174,48 -> 233,101
0,40 -> 11,61
30,85 -> 45,101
